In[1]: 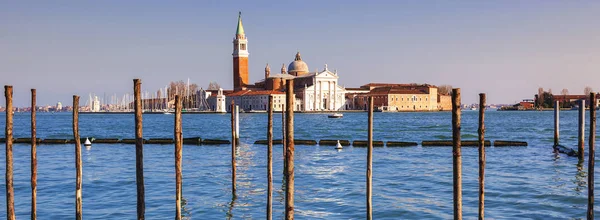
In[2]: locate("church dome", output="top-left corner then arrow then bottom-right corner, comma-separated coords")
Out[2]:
287,52 -> 309,75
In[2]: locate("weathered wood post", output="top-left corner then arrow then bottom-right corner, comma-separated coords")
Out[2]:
231,100 -> 237,195
174,95 -> 183,220
554,100 -> 560,146
267,95 -> 274,220
5,85 -> 15,220
282,105 -> 286,176
578,99 -> 586,160
285,79 -> 295,219
73,95 -> 83,220
478,93 -> 486,220
452,88 -> 462,220
367,96 -> 374,220
133,79 -> 145,219
588,93 -> 596,220
31,89 -> 38,220
235,105 -> 240,144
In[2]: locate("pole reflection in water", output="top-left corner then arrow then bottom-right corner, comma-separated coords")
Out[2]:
226,194 -> 237,220
180,196 -> 191,220
574,160 -> 586,194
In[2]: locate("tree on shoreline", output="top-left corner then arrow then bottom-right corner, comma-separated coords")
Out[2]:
438,85 -> 452,95
584,86 -> 593,95
208,81 -> 221,90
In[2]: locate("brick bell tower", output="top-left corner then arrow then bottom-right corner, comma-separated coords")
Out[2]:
232,12 -> 249,91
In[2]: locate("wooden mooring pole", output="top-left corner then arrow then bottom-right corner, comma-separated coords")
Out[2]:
235,105 -> 240,144
478,93 -> 486,220
73,95 -> 83,220
282,105 -> 286,176
588,93 -> 596,220
554,100 -> 560,146
452,88 -> 462,220
31,89 -> 38,220
578,99 -> 586,161
134,79 -> 145,219
5,85 -> 15,220
267,96 -> 274,220
285,79 -> 295,219
231,100 -> 237,195
367,96 -> 374,220
174,95 -> 183,220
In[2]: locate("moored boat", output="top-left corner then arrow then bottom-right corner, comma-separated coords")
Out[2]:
328,113 -> 343,118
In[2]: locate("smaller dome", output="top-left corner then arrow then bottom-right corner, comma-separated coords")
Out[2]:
287,52 -> 309,74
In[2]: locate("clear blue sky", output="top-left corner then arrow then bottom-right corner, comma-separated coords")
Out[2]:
1,1 -> 599,107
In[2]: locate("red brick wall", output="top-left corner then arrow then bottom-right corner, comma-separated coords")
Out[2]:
233,57 -> 248,91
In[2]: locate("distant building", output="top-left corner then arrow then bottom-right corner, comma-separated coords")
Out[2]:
217,12 -> 451,113
91,96 -> 101,112
226,90 -> 287,112
227,13 -> 347,112
347,84 -> 447,111
56,102 -> 63,111
519,99 -> 535,110
205,88 -> 228,113
438,95 -> 452,111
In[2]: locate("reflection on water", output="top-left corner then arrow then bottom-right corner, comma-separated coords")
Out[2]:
0,111 -> 599,219
226,194 -> 237,220
574,160 -> 586,194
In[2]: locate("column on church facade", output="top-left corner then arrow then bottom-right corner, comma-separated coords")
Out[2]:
313,78 -> 317,111
334,81 -> 337,111
319,81 -> 322,111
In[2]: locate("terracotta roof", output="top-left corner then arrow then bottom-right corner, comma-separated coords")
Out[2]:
228,90 -> 285,97
368,86 -> 429,95
245,90 -> 285,95
361,83 -> 437,89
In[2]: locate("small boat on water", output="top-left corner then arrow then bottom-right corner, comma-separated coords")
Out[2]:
84,138 -> 92,149
163,112 -> 172,115
328,113 -> 343,118
335,140 -> 343,150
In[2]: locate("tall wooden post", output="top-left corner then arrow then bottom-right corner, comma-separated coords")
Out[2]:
282,106 -> 286,175
267,95 -> 274,220
133,79 -> 145,219
5,85 -> 15,220
452,88 -> 462,220
31,89 -> 38,220
478,93 -> 486,220
174,95 -> 183,220
367,96 -> 374,220
73,95 -> 83,220
554,100 -> 560,146
231,100 -> 237,195
578,99 -> 586,160
588,93 -> 596,220
285,79 -> 295,220
235,105 -> 240,144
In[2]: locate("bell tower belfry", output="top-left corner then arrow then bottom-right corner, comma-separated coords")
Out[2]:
232,12 -> 249,91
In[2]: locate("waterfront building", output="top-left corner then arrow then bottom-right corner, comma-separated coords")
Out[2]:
56,102 -> 63,111
219,12 -> 451,113
91,96 -> 101,112
226,13 -> 347,112
437,94 -> 452,111
346,84 -> 449,111
205,88 -> 228,113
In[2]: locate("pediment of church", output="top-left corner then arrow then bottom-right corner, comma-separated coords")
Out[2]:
315,70 -> 338,79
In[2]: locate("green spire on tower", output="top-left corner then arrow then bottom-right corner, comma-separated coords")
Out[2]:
236,11 -> 245,36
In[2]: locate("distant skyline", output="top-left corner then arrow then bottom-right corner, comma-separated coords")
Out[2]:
1,1 -> 599,107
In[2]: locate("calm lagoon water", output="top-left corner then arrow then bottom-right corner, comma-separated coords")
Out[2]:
0,110 -> 599,219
